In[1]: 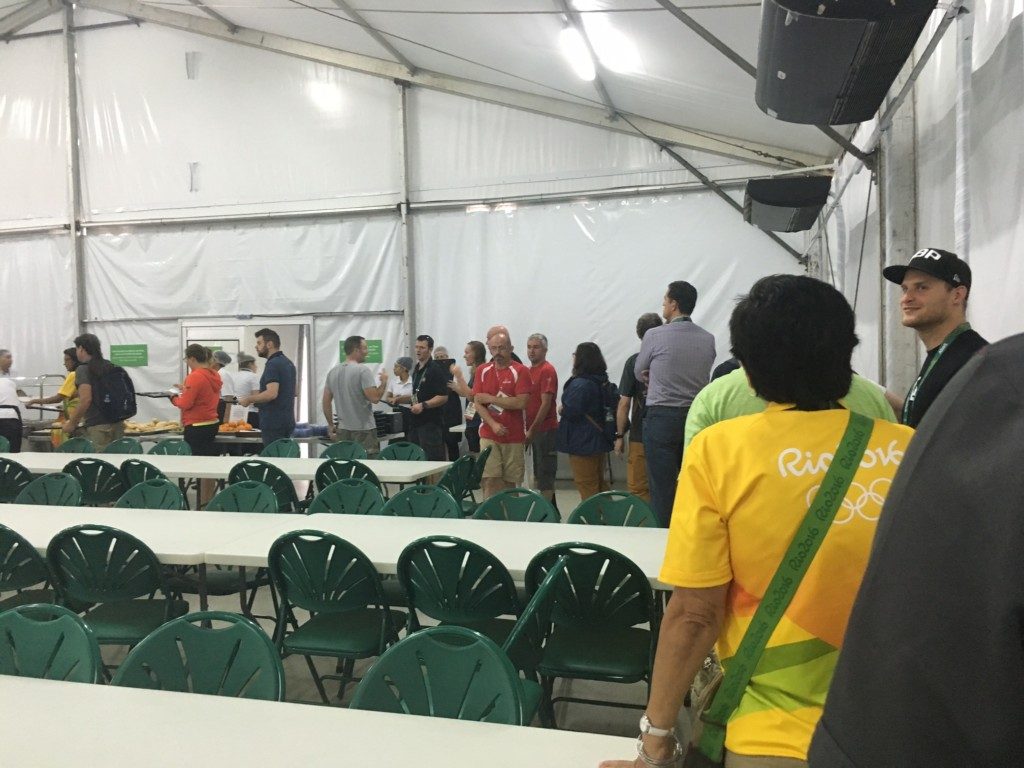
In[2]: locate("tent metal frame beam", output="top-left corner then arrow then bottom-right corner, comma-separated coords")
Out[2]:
653,0 -> 873,165
77,0 -> 826,169
0,0 -> 63,40
183,0 -> 238,34
328,0 -> 417,75
556,0 -> 618,119
7,18 -> 139,40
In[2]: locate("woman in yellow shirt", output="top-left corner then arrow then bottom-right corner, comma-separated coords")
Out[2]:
26,348 -> 80,445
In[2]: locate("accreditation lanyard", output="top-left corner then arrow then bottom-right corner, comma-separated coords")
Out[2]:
902,322 -> 971,425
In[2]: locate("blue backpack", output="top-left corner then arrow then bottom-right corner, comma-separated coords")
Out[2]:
93,365 -> 138,422
586,379 -> 619,449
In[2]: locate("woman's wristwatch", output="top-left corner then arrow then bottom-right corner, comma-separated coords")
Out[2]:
639,713 -> 674,738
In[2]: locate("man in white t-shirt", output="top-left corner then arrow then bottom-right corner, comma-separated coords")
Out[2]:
0,376 -> 23,451
231,353 -> 260,424
322,335 -> 388,456
211,350 -> 234,424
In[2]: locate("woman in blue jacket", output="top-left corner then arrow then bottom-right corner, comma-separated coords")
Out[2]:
557,341 -> 612,501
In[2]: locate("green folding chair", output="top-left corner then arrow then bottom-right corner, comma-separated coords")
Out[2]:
0,457 -> 33,503
228,459 -> 303,513
320,440 -> 368,460
0,524 -> 55,610
119,458 -> 167,489
14,473 -> 82,506
260,438 -> 300,459
46,524 -> 189,650
115,479 -> 186,510
460,445 -> 493,514
350,626 -> 532,725
102,437 -> 143,455
148,439 -> 192,456
206,481 -> 279,514
379,441 -> 426,461
61,457 -> 125,507
55,437 -> 94,454
314,459 -> 382,494
0,604 -> 102,683
437,455 -> 475,512
111,611 -> 284,701
307,478 -> 384,516
566,491 -> 659,527
397,535 -> 520,646
269,530 -> 404,704
472,487 -> 559,523
0,435 -> 8,453
380,485 -> 461,518
525,542 -> 658,727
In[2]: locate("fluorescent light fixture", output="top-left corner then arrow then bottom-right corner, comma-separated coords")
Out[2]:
493,203 -> 518,213
559,26 -> 596,81
465,204 -> 491,213
573,0 -> 642,75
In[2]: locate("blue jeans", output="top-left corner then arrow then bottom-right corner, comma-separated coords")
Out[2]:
642,405 -> 689,528
261,420 -> 295,447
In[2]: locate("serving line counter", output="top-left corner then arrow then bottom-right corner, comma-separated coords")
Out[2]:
0,677 -> 636,767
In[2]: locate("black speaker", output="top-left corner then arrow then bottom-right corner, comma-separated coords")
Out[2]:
755,0 -> 938,125
744,175 -> 832,232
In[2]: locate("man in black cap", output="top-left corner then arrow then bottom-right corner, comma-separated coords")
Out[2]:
882,247 -> 987,427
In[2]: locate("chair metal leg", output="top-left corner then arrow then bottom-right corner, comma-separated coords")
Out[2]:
541,675 -> 557,729
304,655 -> 331,705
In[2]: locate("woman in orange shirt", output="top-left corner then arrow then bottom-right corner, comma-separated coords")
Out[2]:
171,344 -> 222,504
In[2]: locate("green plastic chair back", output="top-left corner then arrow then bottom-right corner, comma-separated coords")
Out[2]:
206,481 -> 279,514
566,491 -> 658,528
268,530 -> 392,616
525,542 -> 655,631
473,487 -> 559,523
350,626 -> 526,725
260,438 -> 300,458
61,457 -> 126,506
0,523 -> 51,596
14,473 -> 83,506
307,478 -> 384,516
115,479 -> 187,510
314,459 -> 382,493
321,440 -> 368,460
380,485 -> 460,518
468,445 -> 492,492
0,435 -> 8,453
0,457 -> 33,503
111,611 -> 284,701
102,437 -> 143,455
148,439 -> 192,456
379,441 -> 426,461
55,437 -> 94,454
119,458 -> 167,489
46,524 -> 171,605
437,455 -> 474,502
0,604 -> 102,683
397,535 -> 519,630
228,459 -> 300,514
503,555 -> 568,678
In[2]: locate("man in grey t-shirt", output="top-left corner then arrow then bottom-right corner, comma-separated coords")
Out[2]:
322,335 -> 388,456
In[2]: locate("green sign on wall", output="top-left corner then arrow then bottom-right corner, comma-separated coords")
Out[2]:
110,344 -> 148,367
339,339 -> 383,364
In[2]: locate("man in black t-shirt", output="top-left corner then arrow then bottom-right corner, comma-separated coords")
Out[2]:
809,333 -> 1024,768
407,334 -> 449,462
883,247 -> 988,428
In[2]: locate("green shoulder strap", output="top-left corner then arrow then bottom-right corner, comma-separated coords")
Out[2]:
697,410 -> 875,762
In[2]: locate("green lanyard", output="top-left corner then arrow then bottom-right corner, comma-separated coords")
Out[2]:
901,323 -> 971,425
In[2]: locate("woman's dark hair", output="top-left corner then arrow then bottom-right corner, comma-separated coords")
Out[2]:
466,340 -> 486,365
730,275 -> 858,409
74,332 -> 112,381
572,342 -> 607,377
185,343 -> 211,364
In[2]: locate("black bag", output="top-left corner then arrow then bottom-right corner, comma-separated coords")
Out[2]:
585,379 -> 619,449
93,365 -> 137,422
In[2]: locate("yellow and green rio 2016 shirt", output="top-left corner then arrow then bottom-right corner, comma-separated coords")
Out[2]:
660,403 -> 914,760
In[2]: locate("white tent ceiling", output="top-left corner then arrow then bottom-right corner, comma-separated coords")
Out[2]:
4,0 -> 844,166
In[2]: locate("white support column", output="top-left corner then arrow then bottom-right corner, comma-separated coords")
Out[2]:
953,4 -> 974,261
878,63 -> 920,394
397,82 -> 416,357
63,4 -> 87,332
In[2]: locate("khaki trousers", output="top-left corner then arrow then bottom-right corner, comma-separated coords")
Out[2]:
78,422 -> 125,452
568,454 -> 609,501
626,439 -> 650,501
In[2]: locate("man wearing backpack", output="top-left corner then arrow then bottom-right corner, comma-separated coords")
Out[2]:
62,333 -> 135,451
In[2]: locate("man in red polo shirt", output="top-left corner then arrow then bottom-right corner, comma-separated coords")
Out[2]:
473,331 -> 532,499
525,332 -> 559,503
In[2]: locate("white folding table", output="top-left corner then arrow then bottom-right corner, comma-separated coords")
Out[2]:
0,676 -> 637,767
2,452 -> 450,484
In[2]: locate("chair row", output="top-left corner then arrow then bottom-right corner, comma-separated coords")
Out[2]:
0,524 -> 657,727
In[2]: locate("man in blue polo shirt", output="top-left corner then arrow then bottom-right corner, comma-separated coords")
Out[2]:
238,328 -> 296,447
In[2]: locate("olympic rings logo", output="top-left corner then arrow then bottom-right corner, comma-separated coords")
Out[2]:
806,478 -> 891,525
